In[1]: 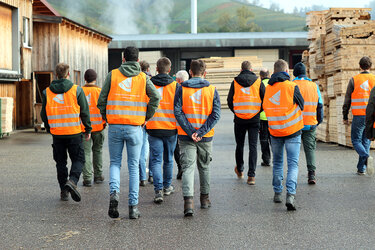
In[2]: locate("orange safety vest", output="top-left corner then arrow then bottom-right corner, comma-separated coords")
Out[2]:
82,86 -> 105,132
146,81 -> 177,130
177,85 -> 216,138
106,69 -> 148,125
294,79 -> 319,126
233,78 -> 262,119
46,85 -> 81,135
263,80 -> 304,137
351,73 -> 375,116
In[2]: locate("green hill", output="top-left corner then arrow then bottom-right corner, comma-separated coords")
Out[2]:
46,0 -> 306,34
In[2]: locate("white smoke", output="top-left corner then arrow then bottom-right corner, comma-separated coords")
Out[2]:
104,0 -> 139,34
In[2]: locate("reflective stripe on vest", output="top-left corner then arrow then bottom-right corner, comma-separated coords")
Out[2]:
106,69 -> 147,125
82,86 -> 105,132
263,80 -> 304,137
294,79 -> 319,125
146,81 -> 177,130
46,85 -> 81,135
351,73 -> 375,116
233,78 -> 261,119
177,85 -> 216,138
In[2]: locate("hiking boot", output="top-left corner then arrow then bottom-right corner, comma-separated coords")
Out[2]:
140,180 -> 146,187
94,175 -> 104,184
83,180 -> 92,187
60,189 -> 69,201
154,190 -> 164,204
177,166 -> 183,180
163,185 -> 175,196
366,156 -> 374,176
108,192 -> 119,218
273,192 -> 282,203
261,162 -> 271,167
64,180 -> 81,202
184,197 -> 194,217
247,177 -> 255,185
148,176 -> 153,184
285,193 -> 296,211
200,194 -> 211,209
308,171 -> 316,185
129,205 -> 140,219
234,166 -> 244,179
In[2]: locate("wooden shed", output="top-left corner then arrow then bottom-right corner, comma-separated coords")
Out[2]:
32,0 -> 112,127
0,0 -> 33,129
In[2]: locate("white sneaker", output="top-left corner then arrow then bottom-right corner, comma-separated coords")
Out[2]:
366,156 -> 374,176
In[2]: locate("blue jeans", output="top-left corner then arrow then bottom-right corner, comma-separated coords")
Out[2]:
108,124 -> 143,206
271,135 -> 301,195
148,134 -> 177,191
351,116 -> 371,172
139,127 -> 150,181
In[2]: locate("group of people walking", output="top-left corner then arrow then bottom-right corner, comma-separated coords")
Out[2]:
41,45 -> 375,219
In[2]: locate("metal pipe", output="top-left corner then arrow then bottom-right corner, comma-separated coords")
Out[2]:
191,0 -> 197,34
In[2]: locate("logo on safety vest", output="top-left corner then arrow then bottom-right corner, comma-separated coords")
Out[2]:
190,89 -> 202,104
157,87 -> 164,100
85,93 -> 91,106
269,90 -> 281,105
53,94 -> 64,104
241,87 -> 251,95
119,78 -> 132,92
360,80 -> 369,91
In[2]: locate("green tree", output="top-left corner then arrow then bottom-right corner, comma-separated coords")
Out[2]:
217,6 -> 262,32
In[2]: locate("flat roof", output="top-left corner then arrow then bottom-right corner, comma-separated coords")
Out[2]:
109,32 -> 308,49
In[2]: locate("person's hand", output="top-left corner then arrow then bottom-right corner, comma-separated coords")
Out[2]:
142,121 -> 148,128
371,137 -> 375,141
102,121 -> 107,130
343,119 -> 349,125
192,133 -> 202,143
85,133 -> 91,141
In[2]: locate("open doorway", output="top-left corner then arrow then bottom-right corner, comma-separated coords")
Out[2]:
33,72 -> 52,131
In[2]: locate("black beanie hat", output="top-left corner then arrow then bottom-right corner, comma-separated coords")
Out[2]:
293,62 -> 306,77
84,69 -> 97,83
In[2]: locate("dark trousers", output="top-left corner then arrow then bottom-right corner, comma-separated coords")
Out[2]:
234,122 -> 259,177
52,135 -> 85,190
259,120 -> 271,165
174,140 -> 181,169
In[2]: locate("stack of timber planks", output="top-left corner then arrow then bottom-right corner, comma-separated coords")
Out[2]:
0,97 -> 13,136
306,8 -> 374,147
200,56 -> 263,108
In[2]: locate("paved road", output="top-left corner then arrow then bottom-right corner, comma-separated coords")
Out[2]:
1,109 -> 375,249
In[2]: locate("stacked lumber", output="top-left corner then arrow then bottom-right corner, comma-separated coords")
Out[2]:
306,8 -> 374,148
0,97 -> 13,135
200,56 -> 263,108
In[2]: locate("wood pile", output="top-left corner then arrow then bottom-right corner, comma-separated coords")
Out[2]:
200,56 -> 263,108
0,97 -> 13,135
306,8 -> 374,147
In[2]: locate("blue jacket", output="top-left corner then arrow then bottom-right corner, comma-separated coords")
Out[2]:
293,75 -> 324,130
174,77 -> 221,142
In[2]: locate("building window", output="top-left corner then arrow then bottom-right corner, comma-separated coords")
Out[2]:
23,17 -> 30,47
74,70 -> 81,85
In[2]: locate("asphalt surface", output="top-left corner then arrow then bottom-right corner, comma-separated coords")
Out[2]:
1,109 -> 375,249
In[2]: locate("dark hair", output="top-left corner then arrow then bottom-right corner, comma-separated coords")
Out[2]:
157,57 -> 171,74
241,61 -> 252,71
190,59 -> 206,76
274,59 -> 288,73
55,63 -> 69,79
139,60 -> 150,72
84,69 -> 97,83
359,56 -> 372,70
259,68 -> 270,79
123,46 -> 139,62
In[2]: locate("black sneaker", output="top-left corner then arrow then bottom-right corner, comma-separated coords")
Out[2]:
357,170 -> 366,175
140,180 -> 146,187
261,162 -> 271,167
273,192 -> 282,203
285,193 -> 296,211
108,192 -> 119,218
129,205 -> 140,219
64,180 -> 81,202
153,190 -> 164,204
308,171 -> 316,185
60,189 -> 69,201
148,176 -> 153,184
163,185 -> 175,196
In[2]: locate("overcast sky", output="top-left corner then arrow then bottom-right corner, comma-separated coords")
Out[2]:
263,0 -> 371,13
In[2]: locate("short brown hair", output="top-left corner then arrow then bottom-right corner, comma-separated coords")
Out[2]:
359,56 -> 372,70
156,57 -> 171,74
274,59 -> 289,73
190,59 -> 206,76
55,63 -> 69,79
260,68 -> 270,79
139,60 -> 150,72
241,61 -> 252,71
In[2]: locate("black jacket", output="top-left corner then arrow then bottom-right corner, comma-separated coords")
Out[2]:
366,86 -> 375,139
146,73 -> 178,138
227,70 -> 265,124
